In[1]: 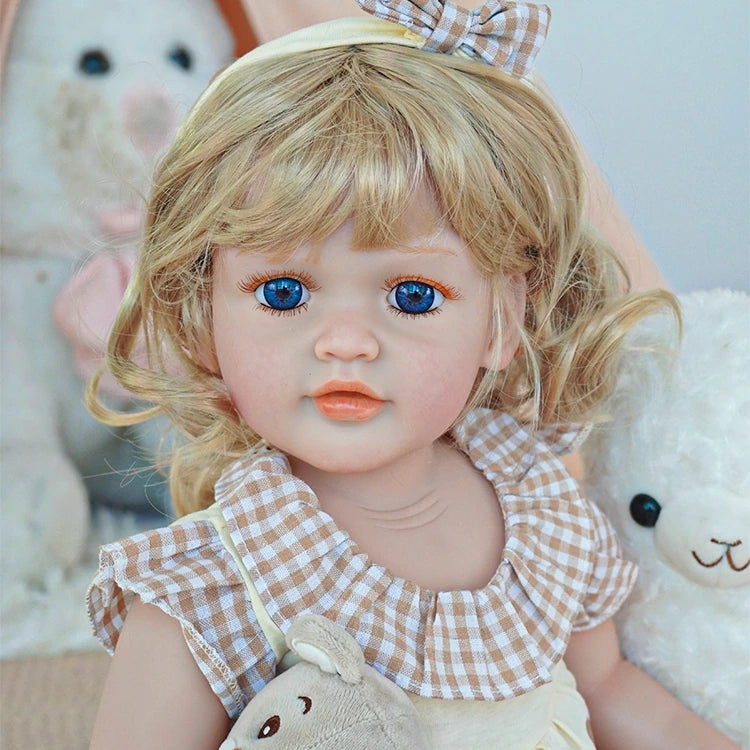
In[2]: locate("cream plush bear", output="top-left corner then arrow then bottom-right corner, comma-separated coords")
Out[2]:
582,289 -> 750,748
0,0 -> 232,585
220,615 -> 431,750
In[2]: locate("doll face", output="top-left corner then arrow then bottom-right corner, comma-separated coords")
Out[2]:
211,193 -> 506,474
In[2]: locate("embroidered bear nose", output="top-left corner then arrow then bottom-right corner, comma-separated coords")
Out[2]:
711,537 -> 742,547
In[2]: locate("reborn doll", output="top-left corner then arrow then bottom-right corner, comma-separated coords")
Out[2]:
86,2 -> 740,749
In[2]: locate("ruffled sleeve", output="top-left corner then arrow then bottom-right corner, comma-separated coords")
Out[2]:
86,517 -> 276,718
533,420 -> 636,627
571,497 -> 637,630
519,419 -> 636,630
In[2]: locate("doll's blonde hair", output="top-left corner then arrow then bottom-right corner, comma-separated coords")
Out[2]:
89,44 -> 676,515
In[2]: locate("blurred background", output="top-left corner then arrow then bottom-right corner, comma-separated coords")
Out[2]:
538,0 -> 749,293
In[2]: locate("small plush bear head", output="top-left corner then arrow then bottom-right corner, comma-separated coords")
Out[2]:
220,615 -> 431,750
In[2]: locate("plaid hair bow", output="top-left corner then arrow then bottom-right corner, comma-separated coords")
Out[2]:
356,0 -> 550,77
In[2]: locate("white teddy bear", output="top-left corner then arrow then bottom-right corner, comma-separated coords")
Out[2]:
582,289 -> 750,748
0,0 -> 232,586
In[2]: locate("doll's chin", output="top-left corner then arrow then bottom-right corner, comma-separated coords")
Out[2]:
288,451 -> 392,476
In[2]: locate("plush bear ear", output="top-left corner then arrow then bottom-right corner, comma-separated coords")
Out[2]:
286,615 -> 365,685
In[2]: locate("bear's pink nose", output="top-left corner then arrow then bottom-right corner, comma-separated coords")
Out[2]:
122,85 -> 177,157
97,206 -> 144,239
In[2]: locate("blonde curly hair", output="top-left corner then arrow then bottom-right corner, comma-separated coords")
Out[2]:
88,43 -> 676,515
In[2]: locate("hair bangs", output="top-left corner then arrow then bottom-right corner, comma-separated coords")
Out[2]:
209,52 -> 438,256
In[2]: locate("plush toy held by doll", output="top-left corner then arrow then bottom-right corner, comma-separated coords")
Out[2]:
219,614 -> 431,750
0,0 -> 233,588
582,289 -> 750,748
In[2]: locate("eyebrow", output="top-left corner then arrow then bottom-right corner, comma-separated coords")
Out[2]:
397,243 -> 459,257
295,241 -> 459,264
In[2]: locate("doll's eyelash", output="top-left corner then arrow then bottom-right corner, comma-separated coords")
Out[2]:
389,306 -> 443,319
237,270 -> 319,294
381,275 -> 462,300
254,302 -> 309,317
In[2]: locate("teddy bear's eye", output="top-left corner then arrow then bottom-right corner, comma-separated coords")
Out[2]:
167,44 -> 193,71
630,493 -> 662,528
258,715 -> 280,739
78,49 -> 111,76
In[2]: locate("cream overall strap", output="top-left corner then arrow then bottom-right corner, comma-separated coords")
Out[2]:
172,505 -> 294,668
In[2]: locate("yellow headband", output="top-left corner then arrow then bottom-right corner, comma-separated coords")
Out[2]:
187,5 -> 549,121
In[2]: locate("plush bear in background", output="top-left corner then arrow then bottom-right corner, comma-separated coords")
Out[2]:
0,0 -> 233,584
582,289 -> 750,748
220,615 -> 431,750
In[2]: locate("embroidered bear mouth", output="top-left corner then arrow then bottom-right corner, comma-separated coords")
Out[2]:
692,539 -> 750,572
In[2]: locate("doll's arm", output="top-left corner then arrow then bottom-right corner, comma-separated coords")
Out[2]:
89,599 -> 231,750
565,618 -> 740,750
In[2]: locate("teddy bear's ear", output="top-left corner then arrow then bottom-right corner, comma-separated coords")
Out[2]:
286,615 -> 365,685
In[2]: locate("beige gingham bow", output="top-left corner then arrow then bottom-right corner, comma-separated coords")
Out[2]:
356,0 -> 550,77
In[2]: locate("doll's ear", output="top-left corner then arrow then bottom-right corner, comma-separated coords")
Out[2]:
482,273 -> 526,371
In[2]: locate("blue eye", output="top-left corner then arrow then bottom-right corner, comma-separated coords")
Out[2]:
254,277 -> 310,310
387,281 -> 445,315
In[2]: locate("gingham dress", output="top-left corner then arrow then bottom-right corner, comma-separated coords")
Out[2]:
87,408 -> 635,719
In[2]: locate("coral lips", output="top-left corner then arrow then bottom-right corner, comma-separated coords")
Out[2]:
312,381 -> 384,422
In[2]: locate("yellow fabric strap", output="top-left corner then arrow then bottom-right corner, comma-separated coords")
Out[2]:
172,505 -> 289,664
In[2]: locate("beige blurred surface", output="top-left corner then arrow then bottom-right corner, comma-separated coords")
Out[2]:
0,650 -> 110,750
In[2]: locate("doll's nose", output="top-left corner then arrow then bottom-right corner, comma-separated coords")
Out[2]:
314,317 -> 380,362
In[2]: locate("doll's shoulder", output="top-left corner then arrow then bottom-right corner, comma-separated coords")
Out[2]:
86,509 -> 278,718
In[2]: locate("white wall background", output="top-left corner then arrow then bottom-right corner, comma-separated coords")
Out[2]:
536,1 -> 749,293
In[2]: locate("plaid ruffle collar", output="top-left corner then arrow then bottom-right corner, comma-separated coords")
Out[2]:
210,409 -> 628,700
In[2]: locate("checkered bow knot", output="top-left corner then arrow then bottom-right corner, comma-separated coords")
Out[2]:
356,0 -> 550,77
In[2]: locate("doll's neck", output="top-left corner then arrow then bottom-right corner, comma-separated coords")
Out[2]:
288,437 -> 506,591
288,437 -> 454,522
